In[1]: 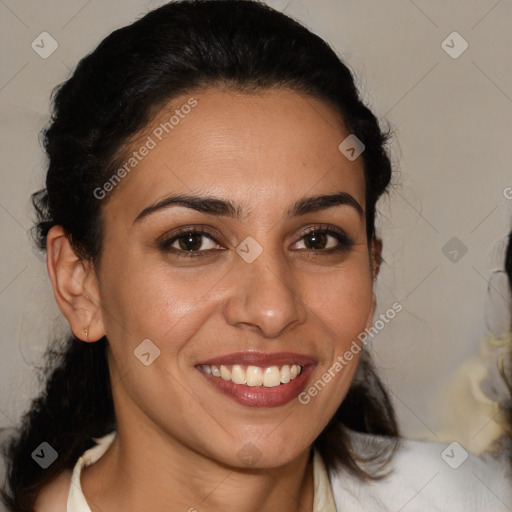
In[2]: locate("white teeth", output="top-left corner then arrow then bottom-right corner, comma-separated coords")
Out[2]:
246,366 -> 263,386
263,366 -> 281,387
280,364 -> 291,384
201,363 -> 303,387
231,365 -> 247,385
220,365 -> 231,381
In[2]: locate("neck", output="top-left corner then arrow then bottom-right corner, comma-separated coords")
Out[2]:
80,423 -> 315,512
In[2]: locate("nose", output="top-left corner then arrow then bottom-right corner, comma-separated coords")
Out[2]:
222,251 -> 308,338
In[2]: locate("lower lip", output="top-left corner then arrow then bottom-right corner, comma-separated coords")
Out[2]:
197,365 -> 315,408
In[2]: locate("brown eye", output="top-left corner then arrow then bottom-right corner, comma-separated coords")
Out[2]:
292,226 -> 354,252
303,230 -> 329,250
159,229 -> 223,258
176,232 -> 206,251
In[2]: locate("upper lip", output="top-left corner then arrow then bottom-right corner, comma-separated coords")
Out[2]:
196,351 -> 316,367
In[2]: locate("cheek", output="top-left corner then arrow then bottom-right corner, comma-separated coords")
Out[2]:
97,250 -> 224,365
99,241 -> 374,353
309,262 -> 374,345
295,264 -> 372,428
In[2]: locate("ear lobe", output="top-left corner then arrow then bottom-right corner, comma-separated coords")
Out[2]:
46,225 -> 105,342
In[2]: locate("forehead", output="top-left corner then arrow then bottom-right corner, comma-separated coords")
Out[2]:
104,87 -> 366,220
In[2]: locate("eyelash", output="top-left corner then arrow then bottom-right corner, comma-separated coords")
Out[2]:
158,224 -> 355,259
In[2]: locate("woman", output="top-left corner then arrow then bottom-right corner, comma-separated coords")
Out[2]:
1,1 -> 510,510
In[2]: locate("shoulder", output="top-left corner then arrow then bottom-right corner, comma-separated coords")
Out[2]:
34,432 -> 116,512
33,469 -> 72,512
328,431 -> 512,512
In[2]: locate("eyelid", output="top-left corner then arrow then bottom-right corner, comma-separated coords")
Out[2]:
296,223 -> 350,239
157,224 -> 222,244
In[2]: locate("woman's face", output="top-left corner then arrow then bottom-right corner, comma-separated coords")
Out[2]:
95,87 -> 375,467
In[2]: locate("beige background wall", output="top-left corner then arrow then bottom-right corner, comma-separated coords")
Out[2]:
1,0 -> 511,450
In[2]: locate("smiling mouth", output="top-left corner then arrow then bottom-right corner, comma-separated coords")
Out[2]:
199,364 -> 304,387
195,351 -> 315,407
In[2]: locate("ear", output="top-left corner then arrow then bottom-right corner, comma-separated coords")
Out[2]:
371,236 -> 383,279
46,225 -> 105,342
365,236 -> 382,331
365,290 -> 377,332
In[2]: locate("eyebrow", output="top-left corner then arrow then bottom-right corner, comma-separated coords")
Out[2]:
133,191 -> 364,225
